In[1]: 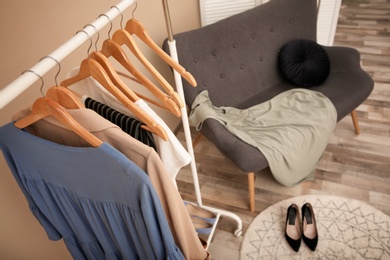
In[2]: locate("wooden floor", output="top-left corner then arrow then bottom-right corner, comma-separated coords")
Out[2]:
175,0 -> 390,259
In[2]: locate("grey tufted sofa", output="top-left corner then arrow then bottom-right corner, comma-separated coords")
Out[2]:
163,0 -> 374,212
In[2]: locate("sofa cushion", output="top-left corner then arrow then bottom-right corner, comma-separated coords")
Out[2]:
278,39 -> 330,87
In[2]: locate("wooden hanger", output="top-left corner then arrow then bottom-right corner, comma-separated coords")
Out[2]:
125,18 -> 197,87
112,29 -> 184,109
100,39 -> 181,117
14,97 -> 102,147
115,70 -> 176,111
46,86 -> 84,109
89,51 -> 139,102
115,70 -> 168,108
60,58 -> 168,141
89,51 -> 181,117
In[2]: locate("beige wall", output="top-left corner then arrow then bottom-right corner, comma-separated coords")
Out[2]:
0,1 -> 200,258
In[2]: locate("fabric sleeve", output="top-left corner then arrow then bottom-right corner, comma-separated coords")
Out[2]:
145,150 -> 209,260
29,205 -> 62,240
139,184 -> 184,260
0,141 -> 62,240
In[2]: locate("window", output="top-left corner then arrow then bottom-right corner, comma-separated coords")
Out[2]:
199,0 -> 341,46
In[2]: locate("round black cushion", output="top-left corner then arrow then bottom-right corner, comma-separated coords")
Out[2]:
278,39 -> 330,87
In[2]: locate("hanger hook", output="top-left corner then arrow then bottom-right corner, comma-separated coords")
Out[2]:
84,24 -> 99,51
132,2 -> 138,19
39,56 -> 61,87
22,70 -> 45,96
111,5 -> 123,29
76,29 -> 92,55
98,14 -> 112,39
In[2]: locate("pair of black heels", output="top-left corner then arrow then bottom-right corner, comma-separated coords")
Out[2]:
285,203 -> 318,252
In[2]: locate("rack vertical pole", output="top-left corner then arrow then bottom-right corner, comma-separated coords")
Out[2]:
162,0 -> 242,238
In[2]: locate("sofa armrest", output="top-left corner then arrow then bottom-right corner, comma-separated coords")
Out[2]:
323,46 -> 362,72
312,46 -> 374,121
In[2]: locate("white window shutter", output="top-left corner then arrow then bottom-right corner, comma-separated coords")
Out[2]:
199,0 -> 341,46
199,0 -> 257,26
317,0 -> 342,46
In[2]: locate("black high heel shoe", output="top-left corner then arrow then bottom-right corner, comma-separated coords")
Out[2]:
301,203 -> 318,251
285,204 -> 302,252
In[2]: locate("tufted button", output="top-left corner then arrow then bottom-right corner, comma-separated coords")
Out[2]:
259,56 -> 264,62
194,58 -> 198,63
202,81 -> 207,86
233,43 -> 237,48
240,65 -> 245,70
251,34 -> 256,39
270,27 -> 275,32
289,18 -> 294,24
220,73 -> 225,78
212,51 -> 217,56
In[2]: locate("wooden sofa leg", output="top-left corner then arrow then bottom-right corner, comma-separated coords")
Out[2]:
351,110 -> 360,135
248,172 -> 255,213
192,134 -> 203,148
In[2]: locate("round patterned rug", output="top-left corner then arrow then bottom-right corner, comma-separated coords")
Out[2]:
240,195 -> 390,259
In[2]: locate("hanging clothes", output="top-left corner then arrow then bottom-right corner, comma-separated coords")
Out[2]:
84,96 -> 157,151
66,67 -> 191,183
12,107 -> 209,260
0,122 -> 184,260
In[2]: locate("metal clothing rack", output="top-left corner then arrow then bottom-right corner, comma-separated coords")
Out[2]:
0,0 -> 242,248
0,0 -> 134,109
162,0 -> 243,240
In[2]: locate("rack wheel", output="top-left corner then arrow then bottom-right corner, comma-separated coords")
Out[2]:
234,229 -> 242,237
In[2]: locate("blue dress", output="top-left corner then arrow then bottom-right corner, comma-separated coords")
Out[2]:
0,122 -> 184,260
